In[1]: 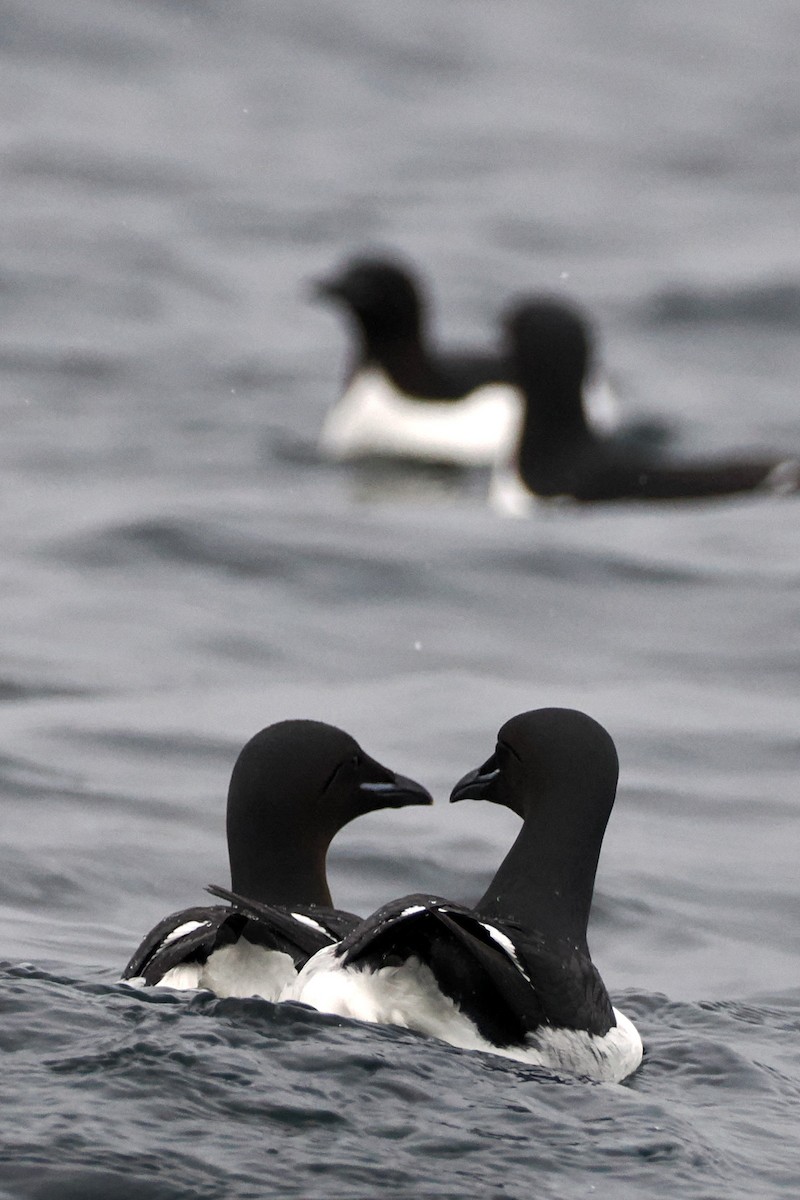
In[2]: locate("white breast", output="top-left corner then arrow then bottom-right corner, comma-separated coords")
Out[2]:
319,368 -> 522,466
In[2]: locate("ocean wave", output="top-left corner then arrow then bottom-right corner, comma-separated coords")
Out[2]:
3,964 -> 800,1199
646,281 -> 800,327
55,516 -> 432,599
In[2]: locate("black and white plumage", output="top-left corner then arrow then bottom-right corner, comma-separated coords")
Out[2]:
315,257 -> 619,466
491,297 -> 799,512
281,708 -> 643,1083
122,720 -> 432,999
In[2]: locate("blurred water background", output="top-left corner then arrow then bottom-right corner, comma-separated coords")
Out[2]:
1,2 -> 800,1197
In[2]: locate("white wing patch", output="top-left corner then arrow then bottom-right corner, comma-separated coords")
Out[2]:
290,912 -> 329,936
159,920 -> 211,950
478,922 -> 532,984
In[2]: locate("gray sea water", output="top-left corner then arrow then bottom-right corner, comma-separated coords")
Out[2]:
2,2 -> 800,1197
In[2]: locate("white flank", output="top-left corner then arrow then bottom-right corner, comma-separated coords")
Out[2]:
283,948 -> 477,1044
283,948 -> 642,1083
155,962 -> 204,992
199,939 -> 296,1000
146,939 -> 297,1001
319,369 -> 522,466
488,466 -> 538,517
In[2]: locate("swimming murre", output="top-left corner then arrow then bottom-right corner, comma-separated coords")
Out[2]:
277,708 -> 642,1083
315,256 -> 620,467
121,720 -> 432,999
490,297 -> 799,512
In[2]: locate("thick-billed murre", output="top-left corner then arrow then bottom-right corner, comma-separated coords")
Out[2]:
122,720 -> 432,999
491,298 -> 799,512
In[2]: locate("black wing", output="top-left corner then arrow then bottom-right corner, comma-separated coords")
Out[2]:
562,434 -> 791,503
122,905 -> 246,985
491,920 -> 615,1036
206,884 -> 360,964
384,348 -> 506,401
432,349 -> 508,398
335,894 -> 548,1047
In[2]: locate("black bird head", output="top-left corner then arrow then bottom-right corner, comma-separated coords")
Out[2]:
314,255 -> 425,345
503,298 -> 594,433
227,719 -> 432,907
450,707 -> 618,829
450,708 -> 620,939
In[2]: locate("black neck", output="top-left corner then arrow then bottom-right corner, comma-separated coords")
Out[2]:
361,325 -> 425,365
475,804 -> 605,950
229,837 -> 334,909
516,381 -> 594,491
520,375 -> 591,438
